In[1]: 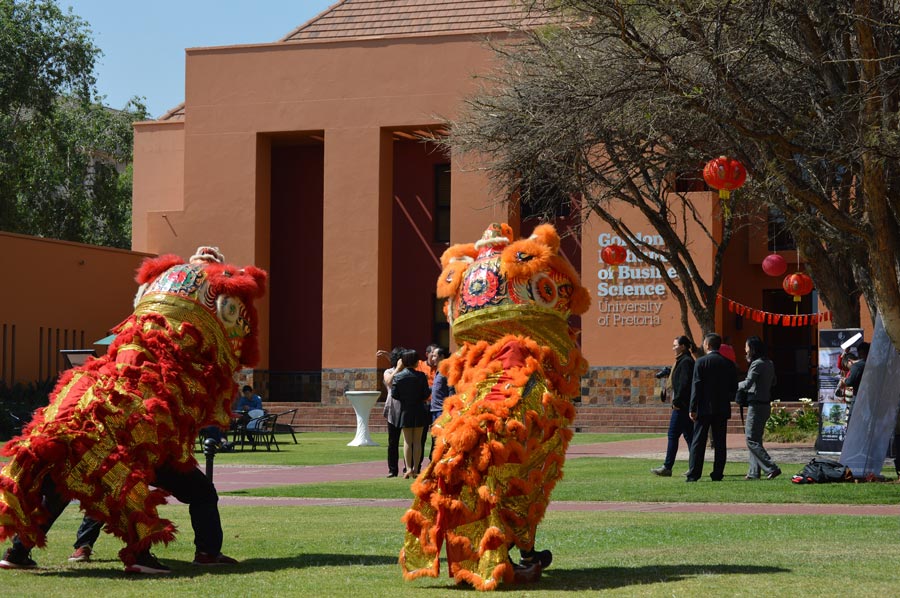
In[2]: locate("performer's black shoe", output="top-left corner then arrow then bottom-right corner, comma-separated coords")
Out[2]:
0,547 -> 36,569
520,548 -> 553,570
124,551 -> 171,574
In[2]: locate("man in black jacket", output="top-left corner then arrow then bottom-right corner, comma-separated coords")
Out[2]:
651,336 -> 695,476
686,333 -> 738,482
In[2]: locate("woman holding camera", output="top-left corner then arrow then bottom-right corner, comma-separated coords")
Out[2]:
739,336 -> 780,480
651,336 -> 695,477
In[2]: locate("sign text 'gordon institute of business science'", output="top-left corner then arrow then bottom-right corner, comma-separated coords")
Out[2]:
596,232 -> 677,328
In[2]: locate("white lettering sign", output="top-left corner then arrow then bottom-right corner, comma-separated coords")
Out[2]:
596,231 -> 674,327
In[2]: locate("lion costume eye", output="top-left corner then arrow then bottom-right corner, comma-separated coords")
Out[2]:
216,296 -> 240,324
531,273 -> 558,307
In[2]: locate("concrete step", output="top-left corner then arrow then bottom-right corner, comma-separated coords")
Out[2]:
254,402 -> 757,434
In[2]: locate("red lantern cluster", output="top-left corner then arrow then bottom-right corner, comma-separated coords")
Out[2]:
703,156 -> 747,200
600,244 -> 627,266
762,254 -> 787,277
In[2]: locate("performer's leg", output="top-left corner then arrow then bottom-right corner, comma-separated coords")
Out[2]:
418,424 -> 428,471
686,419 -> 709,481
710,416 -> 728,481
401,427 -> 414,476
73,515 -> 103,549
402,427 -> 424,476
410,427 -> 424,474
2,476 -> 69,568
153,465 -> 223,557
661,408 -> 681,470
429,412 -> 440,460
387,422 -> 401,476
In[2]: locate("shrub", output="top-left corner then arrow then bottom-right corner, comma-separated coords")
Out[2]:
765,399 -> 819,443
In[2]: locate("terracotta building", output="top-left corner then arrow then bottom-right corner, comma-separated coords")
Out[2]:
127,0 -> 839,429
4,1 -> 847,432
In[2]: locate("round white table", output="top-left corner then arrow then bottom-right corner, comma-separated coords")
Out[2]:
345,390 -> 381,446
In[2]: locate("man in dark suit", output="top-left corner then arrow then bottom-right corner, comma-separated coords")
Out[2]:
686,333 -> 738,482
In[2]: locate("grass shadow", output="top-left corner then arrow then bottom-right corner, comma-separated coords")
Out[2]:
29,553 -> 399,579
536,564 -> 790,591
411,563 -> 790,592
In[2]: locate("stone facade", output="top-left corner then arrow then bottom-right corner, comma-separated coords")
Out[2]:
320,368 -> 381,404
581,366 -> 667,406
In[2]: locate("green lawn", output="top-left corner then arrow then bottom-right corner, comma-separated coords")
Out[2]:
202,431 -> 662,466
226,455 -> 900,505
1,504 -> 897,597
2,433 -> 899,596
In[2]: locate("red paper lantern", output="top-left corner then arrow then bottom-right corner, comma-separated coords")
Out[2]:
762,254 -> 787,277
600,244 -> 627,266
783,271 -> 814,307
601,243 -> 628,282
703,156 -> 747,199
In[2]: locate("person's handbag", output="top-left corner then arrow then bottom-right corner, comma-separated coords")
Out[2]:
735,388 -> 749,407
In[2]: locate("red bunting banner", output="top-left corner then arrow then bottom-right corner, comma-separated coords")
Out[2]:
716,294 -> 830,328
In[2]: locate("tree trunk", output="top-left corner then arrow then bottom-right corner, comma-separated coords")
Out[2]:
792,230 -> 861,329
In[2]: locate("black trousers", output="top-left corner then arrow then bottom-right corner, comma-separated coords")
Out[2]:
14,465 -> 222,557
387,421 -> 402,475
686,414 -> 729,481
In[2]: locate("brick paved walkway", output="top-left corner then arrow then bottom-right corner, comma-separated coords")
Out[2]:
212,435 -> 900,516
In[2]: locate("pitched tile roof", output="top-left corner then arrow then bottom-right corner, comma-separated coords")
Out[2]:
158,103 -> 185,122
156,0 -> 559,120
281,0 -> 559,42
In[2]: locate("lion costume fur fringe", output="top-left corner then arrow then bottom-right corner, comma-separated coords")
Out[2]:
400,223 -> 590,590
0,249 -> 266,565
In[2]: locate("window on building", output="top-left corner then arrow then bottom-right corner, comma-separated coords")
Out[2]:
435,164 -> 451,243
520,178 -> 572,221
673,169 -> 709,193
432,294 -> 450,350
768,207 -> 796,251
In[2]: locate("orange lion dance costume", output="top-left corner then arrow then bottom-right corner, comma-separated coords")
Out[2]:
0,247 -> 266,566
400,223 -> 590,590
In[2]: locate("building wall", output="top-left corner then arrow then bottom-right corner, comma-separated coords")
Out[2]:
0,233 -> 151,384
131,34 -> 513,400
130,32 -> 837,407
131,121 -> 184,252
580,194 -> 716,369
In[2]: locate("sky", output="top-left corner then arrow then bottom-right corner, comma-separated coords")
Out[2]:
61,0 -> 337,119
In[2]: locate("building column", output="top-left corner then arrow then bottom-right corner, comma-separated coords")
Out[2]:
320,127 -> 393,402
449,148 -> 506,244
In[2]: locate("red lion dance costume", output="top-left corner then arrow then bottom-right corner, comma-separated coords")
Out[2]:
401,223 -> 590,590
0,247 -> 266,566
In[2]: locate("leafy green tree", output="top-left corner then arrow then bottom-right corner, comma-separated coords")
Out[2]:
0,0 -> 145,248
